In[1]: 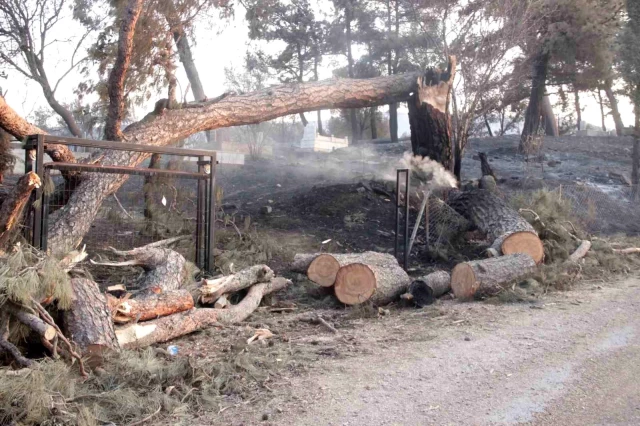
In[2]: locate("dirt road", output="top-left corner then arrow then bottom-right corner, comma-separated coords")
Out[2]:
226,278 -> 640,425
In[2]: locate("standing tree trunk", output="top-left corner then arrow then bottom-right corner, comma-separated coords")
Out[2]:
370,107 -> 378,139
574,87 -> 582,131
314,56 -> 324,135
597,88 -> 607,132
542,95 -> 558,137
408,57 -> 456,172
604,78 -> 624,136
104,0 -> 144,141
484,114 -> 494,137
633,105 -> 640,200
520,50 -> 550,153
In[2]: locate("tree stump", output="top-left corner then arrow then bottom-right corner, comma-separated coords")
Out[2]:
451,253 -> 537,300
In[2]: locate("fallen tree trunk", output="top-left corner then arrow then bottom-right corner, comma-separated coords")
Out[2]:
108,289 -> 194,324
290,254 -> 341,287
116,277 -> 291,349
403,271 -> 451,307
0,172 -> 41,253
448,189 -> 544,264
332,252 -> 411,306
30,69 -> 435,253
451,253 -> 537,300
199,265 -> 274,304
63,278 -> 120,353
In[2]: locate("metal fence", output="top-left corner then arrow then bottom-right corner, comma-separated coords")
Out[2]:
22,135 -> 218,273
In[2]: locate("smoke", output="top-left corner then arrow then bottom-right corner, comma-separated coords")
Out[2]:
399,152 -> 458,190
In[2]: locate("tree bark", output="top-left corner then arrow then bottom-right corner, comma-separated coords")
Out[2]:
405,271 -> 451,307
63,278 -> 120,353
104,0 -> 144,141
0,172 -> 41,253
542,95 -> 558,137
520,50 -> 550,153
108,289 -> 194,324
332,252 -> 411,306
484,114 -> 494,137
597,89 -> 607,132
603,78 -> 624,136
451,253 -> 536,300
199,264 -> 274,304
448,189 -> 544,264
408,57 -> 456,172
43,71 -> 425,252
116,277 -> 291,348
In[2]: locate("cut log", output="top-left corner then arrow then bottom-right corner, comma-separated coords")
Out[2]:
448,189 -> 544,264
567,240 -> 591,262
199,265 -> 274,304
0,172 -> 41,253
63,278 -> 120,353
332,252 -> 411,306
4,303 -> 56,341
108,289 -> 194,324
451,253 -> 537,300
116,277 -> 291,348
405,271 -> 451,307
290,254 -> 340,287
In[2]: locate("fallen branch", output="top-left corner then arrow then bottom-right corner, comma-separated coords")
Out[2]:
316,315 -> 339,334
613,247 -> 640,254
567,240 -> 592,263
199,265 -> 274,304
0,313 -> 32,368
108,289 -> 194,324
4,303 -> 56,341
116,277 -> 291,348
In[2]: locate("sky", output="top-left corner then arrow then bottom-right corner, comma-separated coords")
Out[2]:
1,1 -> 635,138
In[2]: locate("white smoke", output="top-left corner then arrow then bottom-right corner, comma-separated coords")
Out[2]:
399,152 -> 458,190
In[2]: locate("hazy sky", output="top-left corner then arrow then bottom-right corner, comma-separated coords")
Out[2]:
2,2 -> 634,136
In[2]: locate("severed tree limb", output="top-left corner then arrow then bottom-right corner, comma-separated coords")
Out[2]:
107,289 -> 194,324
116,277 -> 291,349
4,303 -> 56,341
567,240 -> 592,262
0,172 -> 41,253
199,265 -> 274,304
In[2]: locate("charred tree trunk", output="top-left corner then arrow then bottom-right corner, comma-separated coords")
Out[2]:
448,189 -> 544,264
604,78 -> 624,136
104,0 -> 144,141
408,57 -> 456,172
404,271 -> 451,307
389,102 -> 398,142
63,278 -> 120,353
520,50 -> 550,153
479,152 -> 496,180
484,114 -> 494,137
597,88 -> 607,132
542,95 -> 558,137
370,107 -> 378,139
451,253 -> 536,300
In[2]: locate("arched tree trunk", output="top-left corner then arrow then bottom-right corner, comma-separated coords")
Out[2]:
408,57 -> 456,172
520,50 -> 550,153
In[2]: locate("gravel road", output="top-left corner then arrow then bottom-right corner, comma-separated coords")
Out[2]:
263,278 -> 640,426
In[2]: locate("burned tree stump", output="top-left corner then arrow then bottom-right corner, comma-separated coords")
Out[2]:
451,253 -> 537,300
408,57 -> 456,172
448,189 -> 544,263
